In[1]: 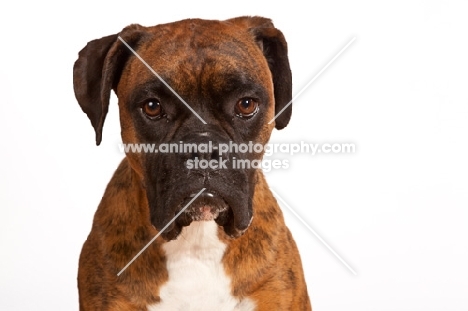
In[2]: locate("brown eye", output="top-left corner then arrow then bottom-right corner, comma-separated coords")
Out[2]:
142,99 -> 162,119
235,98 -> 259,118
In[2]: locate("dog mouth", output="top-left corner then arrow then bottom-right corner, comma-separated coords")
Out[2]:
151,186 -> 252,241
176,191 -> 229,224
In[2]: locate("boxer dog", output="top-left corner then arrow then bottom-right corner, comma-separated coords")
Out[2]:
73,16 -> 311,310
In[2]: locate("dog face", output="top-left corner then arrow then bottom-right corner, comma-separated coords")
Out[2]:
73,17 -> 292,240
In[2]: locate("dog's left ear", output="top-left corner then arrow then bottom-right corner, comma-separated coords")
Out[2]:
228,16 -> 293,130
73,25 -> 145,145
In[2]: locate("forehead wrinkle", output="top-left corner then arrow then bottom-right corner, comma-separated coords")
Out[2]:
119,20 -> 272,109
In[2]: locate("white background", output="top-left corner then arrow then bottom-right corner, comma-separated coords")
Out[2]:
1,1 -> 467,310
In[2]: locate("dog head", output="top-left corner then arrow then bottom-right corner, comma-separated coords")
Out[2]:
73,16 -> 292,240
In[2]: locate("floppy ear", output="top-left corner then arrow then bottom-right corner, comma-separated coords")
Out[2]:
73,25 -> 145,145
228,16 -> 293,130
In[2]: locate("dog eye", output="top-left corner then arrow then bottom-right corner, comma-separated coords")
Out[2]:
141,99 -> 163,119
235,98 -> 259,118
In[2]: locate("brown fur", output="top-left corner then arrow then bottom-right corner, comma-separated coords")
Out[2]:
221,172 -> 311,310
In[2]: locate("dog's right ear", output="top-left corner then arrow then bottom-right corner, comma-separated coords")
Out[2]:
73,25 -> 144,145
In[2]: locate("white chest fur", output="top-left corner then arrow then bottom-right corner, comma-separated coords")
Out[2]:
147,221 -> 256,311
